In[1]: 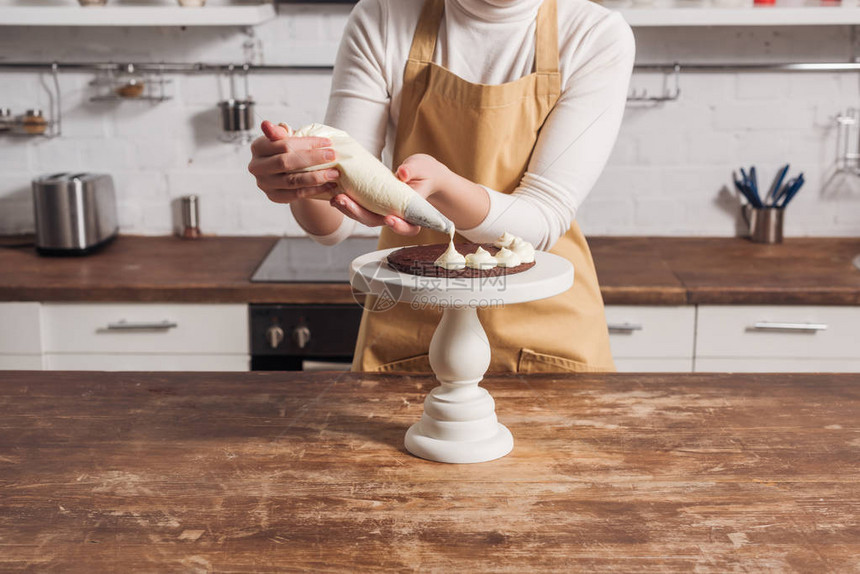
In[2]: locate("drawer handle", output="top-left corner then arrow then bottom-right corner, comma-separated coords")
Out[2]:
105,320 -> 178,331
608,323 -> 643,333
750,322 -> 828,333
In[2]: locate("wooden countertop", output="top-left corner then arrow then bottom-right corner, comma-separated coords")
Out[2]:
1,235 -> 858,305
1,371 -> 857,572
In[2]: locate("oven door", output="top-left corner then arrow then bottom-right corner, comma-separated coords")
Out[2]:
249,304 -> 363,371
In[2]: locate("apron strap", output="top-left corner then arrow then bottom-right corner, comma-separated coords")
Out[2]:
407,0 -> 445,64
535,0 -> 559,75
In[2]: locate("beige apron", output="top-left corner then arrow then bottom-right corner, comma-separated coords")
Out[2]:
352,0 -> 615,374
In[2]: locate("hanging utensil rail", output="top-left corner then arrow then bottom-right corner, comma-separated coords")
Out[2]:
1,60 -> 858,132
2,60 -> 860,73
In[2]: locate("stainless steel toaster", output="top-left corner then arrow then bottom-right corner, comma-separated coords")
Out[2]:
32,172 -> 118,255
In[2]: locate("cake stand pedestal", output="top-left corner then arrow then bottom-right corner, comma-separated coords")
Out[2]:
350,248 -> 573,464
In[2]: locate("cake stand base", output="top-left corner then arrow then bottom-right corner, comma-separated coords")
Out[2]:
403,306 -> 511,464
349,248 -> 574,465
405,422 -> 513,464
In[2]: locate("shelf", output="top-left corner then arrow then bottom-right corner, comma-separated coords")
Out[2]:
0,3 -> 275,26
2,2 -> 857,27
617,5 -> 860,26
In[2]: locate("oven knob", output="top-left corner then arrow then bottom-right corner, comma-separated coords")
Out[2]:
293,325 -> 311,349
266,325 -> 285,349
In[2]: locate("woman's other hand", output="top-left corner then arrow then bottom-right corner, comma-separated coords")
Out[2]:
248,120 -> 340,204
394,153 -> 450,199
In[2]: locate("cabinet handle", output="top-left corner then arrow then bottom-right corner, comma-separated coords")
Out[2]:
105,320 -> 178,331
608,322 -> 643,333
750,322 -> 828,333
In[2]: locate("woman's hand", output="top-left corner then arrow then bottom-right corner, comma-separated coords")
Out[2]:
248,121 -> 340,204
394,153 -> 450,199
329,153 -> 452,236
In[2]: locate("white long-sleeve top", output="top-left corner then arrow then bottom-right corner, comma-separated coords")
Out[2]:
310,0 -> 635,249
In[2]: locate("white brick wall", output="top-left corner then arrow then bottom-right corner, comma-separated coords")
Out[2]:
0,7 -> 858,237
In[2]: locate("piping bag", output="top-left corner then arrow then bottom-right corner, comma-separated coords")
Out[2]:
282,123 -> 455,235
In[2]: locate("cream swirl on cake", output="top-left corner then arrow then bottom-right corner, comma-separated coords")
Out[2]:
493,231 -> 517,249
426,231 -> 535,272
509,237 -> 535,263
494,247 -> 522,268
464,246 -> 498,270
434,230 -> 467,270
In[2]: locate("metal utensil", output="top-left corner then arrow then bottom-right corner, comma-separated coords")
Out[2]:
779,173 -> 804,207
219,99 -> 254,132
766,164 -> 790,206
739,167 -> 762,207
735,169 -> 761,207
749,165 -> 760,201
218,64 -> 254,142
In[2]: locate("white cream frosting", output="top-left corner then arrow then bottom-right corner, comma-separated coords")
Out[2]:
433,231 -> 533,271
509,237 -> 535,263
435,231 -> 466,270
283,123 -> 453,234
493,231 -> 517,249
494,247 -> 522,268
465,246 -> 498,270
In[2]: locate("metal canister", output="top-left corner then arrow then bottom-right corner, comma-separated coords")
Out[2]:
743,205 -> 784,244
181,194 -> 201,239
218,99 -> 255,133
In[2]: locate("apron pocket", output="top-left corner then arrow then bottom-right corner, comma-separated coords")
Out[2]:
517,348 -> 606,374
377,353 -> 432,373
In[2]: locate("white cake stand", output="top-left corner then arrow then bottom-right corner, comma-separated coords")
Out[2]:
350,248 -> 574,464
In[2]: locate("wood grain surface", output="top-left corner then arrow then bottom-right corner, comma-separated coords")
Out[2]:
1,235 -> 859,305
0,236 -> 357,304
588,238 -> 686,305
1,371 -> 858,572
653,237 -> 860,305
590,237 -> 860,306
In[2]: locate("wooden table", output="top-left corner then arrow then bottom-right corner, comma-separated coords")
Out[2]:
1,371 -> 857,572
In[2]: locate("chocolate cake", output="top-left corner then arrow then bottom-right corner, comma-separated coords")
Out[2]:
386,243 -> 535,278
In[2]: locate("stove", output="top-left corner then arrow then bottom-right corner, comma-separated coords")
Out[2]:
249,237 -> 378,371
251,237 -> 379,283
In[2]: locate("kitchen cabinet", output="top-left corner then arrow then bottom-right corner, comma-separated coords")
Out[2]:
7,301 -> 860,373
0,303 -> 43,370
605,305 -> 695,372
606,304 -> 860,373
38,303 -> 249,372
695,305 -> 860,373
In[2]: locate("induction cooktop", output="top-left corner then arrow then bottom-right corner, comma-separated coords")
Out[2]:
250,237 -> 380,283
